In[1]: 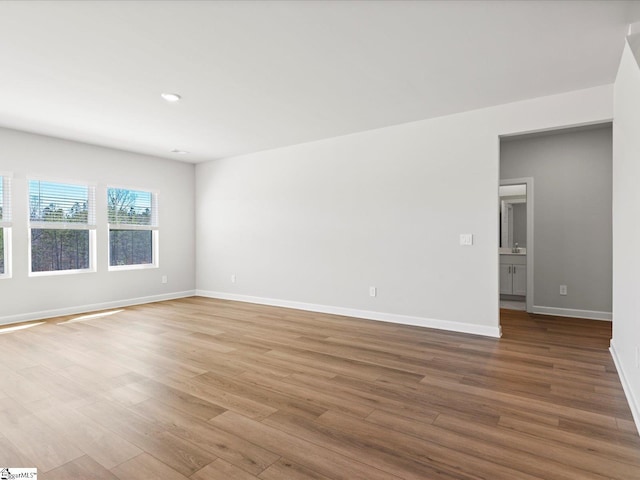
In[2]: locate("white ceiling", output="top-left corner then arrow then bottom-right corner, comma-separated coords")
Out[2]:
0,1 -> 638,164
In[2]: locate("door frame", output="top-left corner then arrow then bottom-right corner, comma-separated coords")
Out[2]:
500,177 -> 534,313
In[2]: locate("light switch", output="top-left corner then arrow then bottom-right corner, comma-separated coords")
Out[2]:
459,234 -> 473,246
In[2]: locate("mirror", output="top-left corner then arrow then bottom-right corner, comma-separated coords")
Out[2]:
499,184 -> 526,250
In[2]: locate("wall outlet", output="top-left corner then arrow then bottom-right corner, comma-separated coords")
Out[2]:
161,275 -> 168,284
231,274 -> 236,283
459,234 -> 473,246
369,286 -> 377,297
559,285 -> 567,296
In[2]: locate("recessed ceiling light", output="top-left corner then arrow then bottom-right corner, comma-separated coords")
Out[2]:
171,149 -> 189,154
161,92 -> 182,102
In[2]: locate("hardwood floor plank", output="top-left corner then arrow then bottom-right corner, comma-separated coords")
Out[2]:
39,455 -> 119,480
79,399 -> 164,438
17,365 -> 96,404
259,458 -> 332,480
365,408 -> 439,436
237,371 -> 374,419
264,348 -> 385,381
498,415 -> 640,467
138,431 -> 215,477
110,453 -> 191,480
0,434 -> 37,468
193,371 -> 327,420
0,408 -> 84,472
191,458 -> 260,480
128,378 -> 227,421
279,372 -> 443,424
558,417 -> 640,448
129,398 -> 280,475
31,401 -> 142,470
80,400 -> 216,477
262,410 -> 476,480
617,418 -> 640,434
432,413 -> 636,480
419,372 -> 627,431
0,367 -> 52,403
255,333 -> 437,378
101,383 -> 153,407
210,410 -> 403,480
157,372 -> 278,420
315,410 -> 546,480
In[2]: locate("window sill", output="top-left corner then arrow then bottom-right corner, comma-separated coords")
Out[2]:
29,268 -> 96,278
108,263 -> 158,272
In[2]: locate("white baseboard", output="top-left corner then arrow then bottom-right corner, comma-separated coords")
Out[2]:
610,341 -> 640,436
0,290 -> 196,326
195,290 -> 502,338
532,305 -> 612,321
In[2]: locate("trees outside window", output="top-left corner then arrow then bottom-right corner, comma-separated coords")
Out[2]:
30,229 -> 90,272
108,187 -> 158,269
29,180 -> 95,274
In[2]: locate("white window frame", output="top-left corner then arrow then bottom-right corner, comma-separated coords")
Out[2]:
0,174 -> 12,279
107,186 -> 159,271
28,178 -> 96,277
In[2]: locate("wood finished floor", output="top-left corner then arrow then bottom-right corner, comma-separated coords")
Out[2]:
0,298 -> 638,479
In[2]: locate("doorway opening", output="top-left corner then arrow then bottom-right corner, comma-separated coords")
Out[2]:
499,178 -> 533,313
498,123 -> 613,327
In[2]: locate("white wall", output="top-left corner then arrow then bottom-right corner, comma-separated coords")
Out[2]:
196,85 -> 612,338
501,126 -> 613,318
612,39 -> 640,432
0,127 -> 195,324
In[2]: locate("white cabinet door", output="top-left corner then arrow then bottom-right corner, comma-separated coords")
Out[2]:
500,264 -> 513,294
512,264 -> 527,296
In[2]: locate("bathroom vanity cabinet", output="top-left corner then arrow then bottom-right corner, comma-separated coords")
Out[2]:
500,254 -> 526,296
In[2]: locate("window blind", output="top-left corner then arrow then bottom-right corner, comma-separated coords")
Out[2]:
29,180 -> 95,227
107,188 -> 157,227
0,175 -> 11,226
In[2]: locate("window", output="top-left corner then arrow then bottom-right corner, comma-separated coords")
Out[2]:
108,187 -> 158,269
0,175 -> 12,278
29,179 -> 96,275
